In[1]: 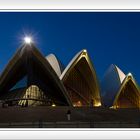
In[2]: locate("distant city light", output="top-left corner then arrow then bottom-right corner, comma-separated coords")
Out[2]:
24,36 -> 32,44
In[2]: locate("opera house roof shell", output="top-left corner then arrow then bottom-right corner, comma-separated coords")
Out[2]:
60,49 -> 101,107
0,43 -> 139,109
46,54 -> 64,77
0,44 -> 72,106
101,64 -> 126,107
113,73 -> 140,108
101,65 -> 140,108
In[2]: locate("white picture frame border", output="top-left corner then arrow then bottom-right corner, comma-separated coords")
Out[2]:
0,0 -> 139,139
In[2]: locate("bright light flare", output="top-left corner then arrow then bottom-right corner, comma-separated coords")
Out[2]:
52,103 -> 56,107
94,102 -> 101,107
24,36 -> 32,44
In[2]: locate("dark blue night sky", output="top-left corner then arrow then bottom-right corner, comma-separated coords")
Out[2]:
0,12 -> 140,83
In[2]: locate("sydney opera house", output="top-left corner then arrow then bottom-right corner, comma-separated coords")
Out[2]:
0,39 -> 140,110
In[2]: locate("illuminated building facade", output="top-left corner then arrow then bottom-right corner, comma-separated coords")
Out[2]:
0,44 -> 72,107
113,73 -> 140,108
101,65 -> 140,108
60,50 -> 101,107
0,43 -> 140,109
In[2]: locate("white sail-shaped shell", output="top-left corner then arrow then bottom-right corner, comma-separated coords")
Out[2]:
101,64 -> 126,107
46,54 -> 64,77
